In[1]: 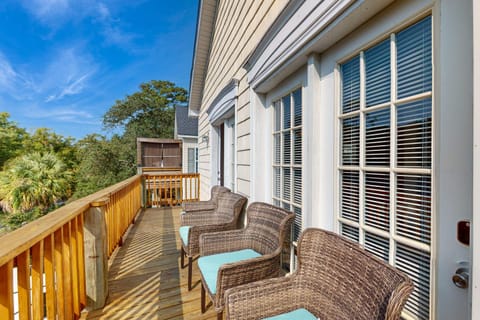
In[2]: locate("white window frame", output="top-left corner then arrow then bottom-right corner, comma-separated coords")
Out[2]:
336,15 -> 434,320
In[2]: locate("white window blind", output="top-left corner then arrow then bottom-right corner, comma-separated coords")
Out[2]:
273,88 -> 303,241
338,16 -> 432,320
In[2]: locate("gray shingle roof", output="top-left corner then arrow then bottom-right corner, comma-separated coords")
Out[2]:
175,106 -> 198,137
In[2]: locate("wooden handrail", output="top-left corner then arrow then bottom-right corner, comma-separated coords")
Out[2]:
0,174 -> 143,319
0,175 -> 141,267
144,173 -> 200,207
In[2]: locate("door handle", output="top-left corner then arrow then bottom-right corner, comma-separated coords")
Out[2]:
452,267 -> 469,289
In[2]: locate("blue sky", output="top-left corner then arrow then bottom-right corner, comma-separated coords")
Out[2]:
0,0 -> 198,140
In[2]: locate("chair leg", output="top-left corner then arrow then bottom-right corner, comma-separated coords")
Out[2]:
201,283 -> 206,313
217,311 -> 223,320
188,256 -> 193,291
180,247 -> 185,268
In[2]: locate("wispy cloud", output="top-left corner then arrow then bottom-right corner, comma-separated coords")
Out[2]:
0,53 -> 38,100
20,0 -> 137,50
20,0 -> 70,26
25,106 -> 99,125
94,2 -> 137,49
40,46 -> 97,102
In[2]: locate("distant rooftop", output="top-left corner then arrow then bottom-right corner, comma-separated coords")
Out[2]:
175,105 -> 198,137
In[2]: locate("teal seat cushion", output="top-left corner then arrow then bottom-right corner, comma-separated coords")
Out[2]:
262,308 -> 317,320
179,226 -> 190,245
198,249 -> 261,294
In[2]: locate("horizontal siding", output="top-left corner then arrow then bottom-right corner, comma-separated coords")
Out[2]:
198,0 -> 286,197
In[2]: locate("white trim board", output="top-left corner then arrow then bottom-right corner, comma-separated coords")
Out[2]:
207,79 -> 239,125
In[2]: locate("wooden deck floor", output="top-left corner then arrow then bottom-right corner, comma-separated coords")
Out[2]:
84,207 -> 217,320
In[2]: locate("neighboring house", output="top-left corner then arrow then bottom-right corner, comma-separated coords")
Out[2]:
174,105 -> 199,173
189,1 -> 479,319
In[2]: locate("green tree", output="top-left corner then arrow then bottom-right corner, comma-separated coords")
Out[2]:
0,113 -> 27,168
102,80 -> 188,178
103,80 -> 188,138
22,128 -> 78,170
73,134 -> 133,198
0,152 -> 73,228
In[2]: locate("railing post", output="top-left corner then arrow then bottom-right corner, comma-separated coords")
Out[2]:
83,197 -> 109,310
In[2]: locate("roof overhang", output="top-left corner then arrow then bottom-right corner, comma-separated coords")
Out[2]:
188,0 -> 218,117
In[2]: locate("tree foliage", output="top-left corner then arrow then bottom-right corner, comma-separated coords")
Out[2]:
0,152 -> 72,222
103,80 -> 188,139
73,134 -> 133,198
0,113 -> 27,168
22,128 -> 78,170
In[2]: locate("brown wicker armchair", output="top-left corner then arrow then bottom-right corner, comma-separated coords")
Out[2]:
225,228 -> 414,320
181,185 -> 230,213
179,191 -> 247,290
197,202 -> 295,320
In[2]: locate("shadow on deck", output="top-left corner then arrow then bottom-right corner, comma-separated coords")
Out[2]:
84,207 -> 217,320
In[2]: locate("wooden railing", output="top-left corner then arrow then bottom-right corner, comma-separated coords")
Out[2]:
0,175 -> 142,320
144,173 -> 200,207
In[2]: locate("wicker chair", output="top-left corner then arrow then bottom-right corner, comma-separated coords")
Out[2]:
198,202 -> 295,320
180,191 -> 247,290
181,185 -> 230,213
225,228 -> 414,320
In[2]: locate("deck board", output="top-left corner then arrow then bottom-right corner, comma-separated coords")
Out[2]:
84,207 -> 217,320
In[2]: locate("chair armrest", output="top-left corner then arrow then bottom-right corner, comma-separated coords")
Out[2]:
181,211 -> 224,226
215,252 -> 283,310
183,201 -> 215,212
225,276 -> 300,320
199,230 -> 248,256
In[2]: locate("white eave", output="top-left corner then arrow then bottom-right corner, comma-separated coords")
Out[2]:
188,0 -> 218,117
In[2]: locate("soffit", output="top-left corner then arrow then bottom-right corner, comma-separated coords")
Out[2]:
245,0 -> 395,93
188,0 -> 218,116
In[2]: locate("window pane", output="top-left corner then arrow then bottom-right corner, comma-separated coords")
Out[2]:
342,116 -> 360,165
274,133 -> 281,164
293,89 -> 302,126
340,170 -> 359,222
341,223 -> 359,242
293,206 -> 302,241
341,55 -> 360,113
397,16 -> 432,99
364,232 -> 389,262
395,244 -> 431,320
365,39 -> 391,107
396,174 -> 431,244
397,98 -> 432,168
283,167 -> 291,201
364,172 -> 390,231
274,100 -> 281,131
283,95 -> 291,129
293,168 -> 302,205
273,167 -> 280,198
293,128 -> 302,165
187,148 -> 195,173
365,108 -> 390,166
283,131 -> 291,165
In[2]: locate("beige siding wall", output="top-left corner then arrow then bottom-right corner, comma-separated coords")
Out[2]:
198,0 -> 287,200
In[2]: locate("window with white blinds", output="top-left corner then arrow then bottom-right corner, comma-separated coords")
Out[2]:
338,16 -> 432,320
187,147 -> 198,173
273,88 -> 302,241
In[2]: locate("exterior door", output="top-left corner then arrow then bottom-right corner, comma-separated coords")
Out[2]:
218,124 -> 225,186
223,116 -> 236,191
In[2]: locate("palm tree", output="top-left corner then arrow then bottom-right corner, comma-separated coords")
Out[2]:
0,152 -> 72,214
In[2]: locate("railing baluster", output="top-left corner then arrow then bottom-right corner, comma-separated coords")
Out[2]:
31,241 -> 44,319
0,260 -> 14,320
44,235 -> 56,320
70,218 -> 81,317
77,215 -> 86,308
17,251 -> 31,320
54,228 -> 65,319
